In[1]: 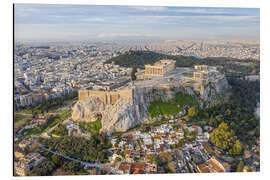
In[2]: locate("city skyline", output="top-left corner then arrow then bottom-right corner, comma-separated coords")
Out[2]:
15,4 -> 260,42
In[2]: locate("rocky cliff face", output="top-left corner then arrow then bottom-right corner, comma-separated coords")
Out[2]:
72,96 -> 105,122
72,75 -> 229,135
101,98 -> 140,134
200,75 -> 230,106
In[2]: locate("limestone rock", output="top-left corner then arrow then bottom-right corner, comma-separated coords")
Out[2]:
72,96 -> 105,122
101,99 -> 140,134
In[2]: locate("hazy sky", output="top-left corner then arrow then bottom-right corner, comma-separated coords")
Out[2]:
14,4 -> 260,42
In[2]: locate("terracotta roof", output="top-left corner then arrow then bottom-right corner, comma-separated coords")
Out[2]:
209,159 -> 224,172
202,142 -> 214,153
198,164 -> 211,173
118,162 -> 131,171
146,144 -> 154,149
197,158 -> 225,173
131,162 -> 145,168
215,158 -> 230,170
133,169 -> 144,174
130,162 -> 145,174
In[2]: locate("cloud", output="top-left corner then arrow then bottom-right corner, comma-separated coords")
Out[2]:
80,17 -> 107,22
172,8 -> 234,15
132,6 -> 168,12
207,15 -> 259,21
14,4 -> 260,41
139,14 -> 259,23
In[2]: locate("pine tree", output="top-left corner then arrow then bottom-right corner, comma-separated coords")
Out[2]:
236,160 -> 244,172
131,67 -> 137,81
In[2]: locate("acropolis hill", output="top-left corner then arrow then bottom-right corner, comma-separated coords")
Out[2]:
72,60 -> 229,134
77,60 -> 177,105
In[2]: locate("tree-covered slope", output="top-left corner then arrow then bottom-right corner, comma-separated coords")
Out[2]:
106,50 -> 197,68
106,50 -> 260,76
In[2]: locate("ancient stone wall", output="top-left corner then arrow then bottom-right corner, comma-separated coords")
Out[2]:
78,88 -> 133,105
78,90 -> 90,100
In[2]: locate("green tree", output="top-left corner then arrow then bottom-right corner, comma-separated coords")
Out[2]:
131,67 -> 137,81
210,122 -> 241,155
147,154 -> 156,163
209,116 -> 216,127
188,107 -> 196,117
215,115 -> 223,123
51,154 -> 61,165
29,160 -> 55,176
236,160 -> 244,172
225,109 -> 232,117
115,157 -> 121,162
230,140 -> 242,155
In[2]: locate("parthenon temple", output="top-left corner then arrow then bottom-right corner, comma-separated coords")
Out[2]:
144,59 -> 176,77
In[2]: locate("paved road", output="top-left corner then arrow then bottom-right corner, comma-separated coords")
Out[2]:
40,146 -> 99,168
43,117 -> 70,135
46,123 -> 59,134
15,113 -> 32,116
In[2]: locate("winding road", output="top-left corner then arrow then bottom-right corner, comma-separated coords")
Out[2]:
40,145 -> 99,168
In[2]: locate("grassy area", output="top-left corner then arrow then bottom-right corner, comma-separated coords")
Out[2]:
71,101 -> 77,107
22,109 -> 72,137
79,118 -> 102,135
14,114 -> 29,123
22,116 -> 57,136
14,114 -> 32,133
17,109 -> 32,114
148,91 -> 198,118
17,107 -> 45,115
51,124 -> 68,136
183,73 -> 193,78
43,109 -> 71,132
